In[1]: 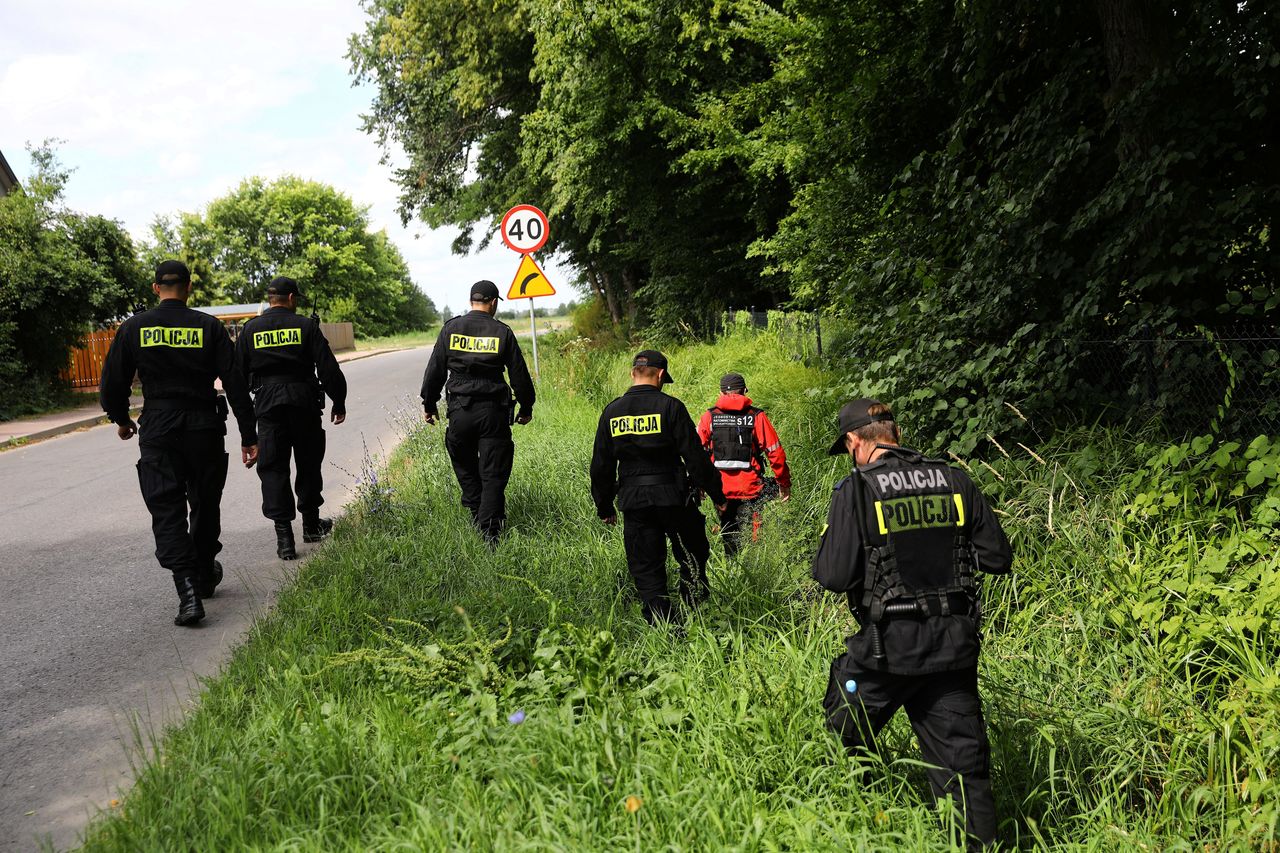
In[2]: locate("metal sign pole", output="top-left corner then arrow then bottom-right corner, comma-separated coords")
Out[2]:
528,295 -> 540,381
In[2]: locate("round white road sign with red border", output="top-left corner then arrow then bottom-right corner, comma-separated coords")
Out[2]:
500,204 -> 550,254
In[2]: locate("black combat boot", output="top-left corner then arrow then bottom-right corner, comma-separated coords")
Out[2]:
680,577 -> 710,610
197,559 -> 223,599
275,522 -> 298,560
642,597 -> 676,626
173,575 -> 205,627
301,515 -> 333,543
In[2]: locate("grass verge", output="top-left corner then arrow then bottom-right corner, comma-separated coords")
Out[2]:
82,328 -> 1280,850
354,329 -> 440,352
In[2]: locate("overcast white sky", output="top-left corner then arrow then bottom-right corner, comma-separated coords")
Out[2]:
0,0 -> 572,313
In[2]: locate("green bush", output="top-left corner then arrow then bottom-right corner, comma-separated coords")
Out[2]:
0,145 -> 146,420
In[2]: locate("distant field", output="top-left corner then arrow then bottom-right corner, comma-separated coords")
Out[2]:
353,329 -> 438,352
354,316 -> 568,352
502,313 -> 571,336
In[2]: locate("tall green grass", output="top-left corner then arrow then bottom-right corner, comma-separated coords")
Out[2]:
82,327 -> 1280,850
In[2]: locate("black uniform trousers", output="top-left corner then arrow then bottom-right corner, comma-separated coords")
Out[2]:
256,404 -> 326,523
716,480 -> 779,557
623,504 -> 711,623
824,656 -> 997,848
718,497 -> 769,558
445,400 -> 513,536
136,428 -> 229,580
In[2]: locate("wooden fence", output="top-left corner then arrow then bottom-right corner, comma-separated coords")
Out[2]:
321,322 -> 355,351
63,321 -> 356,390
63,328 -> 118,389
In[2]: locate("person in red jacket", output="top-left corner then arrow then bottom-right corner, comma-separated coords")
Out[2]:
696,372 -> 792,557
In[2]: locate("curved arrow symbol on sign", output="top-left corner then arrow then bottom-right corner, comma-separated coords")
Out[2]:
519,272 -> 540,295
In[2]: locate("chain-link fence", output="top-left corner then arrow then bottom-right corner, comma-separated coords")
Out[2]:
711,312 -> 1280,438
1064,325 -> 1280,438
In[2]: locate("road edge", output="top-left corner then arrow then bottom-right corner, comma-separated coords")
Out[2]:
0,347 -> 424,452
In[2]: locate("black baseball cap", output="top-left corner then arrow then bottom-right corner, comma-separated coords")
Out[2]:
720,372 -> 746,392
470,280 -> 502,302
633,349 -> 674,384
154,260 -> 191,286
267,276 -> 300,296
827,397 -> 895,456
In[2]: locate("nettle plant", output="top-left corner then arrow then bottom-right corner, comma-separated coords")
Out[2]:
1116,433 -> 1280,661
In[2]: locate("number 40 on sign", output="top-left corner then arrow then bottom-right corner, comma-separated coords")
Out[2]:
500,204 -> 549,255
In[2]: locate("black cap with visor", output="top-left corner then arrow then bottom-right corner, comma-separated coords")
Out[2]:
827,397 -> 895,455
154,259 -> 191,286
633,349 -> 674,384
267,276 -> 300,296
470,280 -> 502,302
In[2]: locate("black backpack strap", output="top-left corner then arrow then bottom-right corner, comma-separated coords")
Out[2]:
941,466 -> 980,620
849,470 -> 883,618
849,468 -> 894,662
747,407 -> 764,455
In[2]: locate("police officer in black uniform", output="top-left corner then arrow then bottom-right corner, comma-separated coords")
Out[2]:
236,276 -> 348,560
589,350 -> 728,624
813,398 -> 1012,848
99,260 -> 258,627
420,280 -> 535,544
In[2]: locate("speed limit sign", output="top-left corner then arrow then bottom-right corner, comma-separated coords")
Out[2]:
500,204 -> 549,254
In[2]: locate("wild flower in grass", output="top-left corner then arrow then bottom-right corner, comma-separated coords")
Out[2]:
624,795 -> 643,813
109,799 -> 120,809
336,436 -> 395,515
508,709 -> 526,725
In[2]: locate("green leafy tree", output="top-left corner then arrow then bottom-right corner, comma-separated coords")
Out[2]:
151,176 -> 436,337
0,144 -> 146,418
717,0 -> 1280,449
352,0 -> 1278,443
349,0 -> 789,335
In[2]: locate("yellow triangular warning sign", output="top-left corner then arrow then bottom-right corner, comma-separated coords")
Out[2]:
506,254 -> 556,300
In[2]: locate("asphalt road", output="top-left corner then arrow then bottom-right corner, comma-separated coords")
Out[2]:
0,346 -> 431,852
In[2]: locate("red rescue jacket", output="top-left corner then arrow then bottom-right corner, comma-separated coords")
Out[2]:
697,393 -> 791,500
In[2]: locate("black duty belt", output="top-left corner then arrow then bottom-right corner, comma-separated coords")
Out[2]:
448,395 -> 509,409
143,398 -> 217,412
865,591 -> 973,621
256,370 -> 315,384
620,473 -> 680,487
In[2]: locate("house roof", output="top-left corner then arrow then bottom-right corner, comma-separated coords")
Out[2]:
194,303 -> 266,321
0,148 -> 19,196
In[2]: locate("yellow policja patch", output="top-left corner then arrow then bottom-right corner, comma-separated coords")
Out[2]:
254,328 -> 302,348
449,334 -> 500,354
873,493 -> 966,534
140,327 -> 203,348
610,414 -> 662,437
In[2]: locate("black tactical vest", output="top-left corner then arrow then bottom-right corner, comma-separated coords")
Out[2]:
124,303 -> 224,407
441,313 -> 509,401
852,452 -> 978,629
241,310 -> 320,389
708,406 -> 758,471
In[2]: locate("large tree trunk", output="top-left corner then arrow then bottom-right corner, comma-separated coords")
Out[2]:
587,266 -> 623,326
1095,0 -> 1172,160
621,266 -> 640,324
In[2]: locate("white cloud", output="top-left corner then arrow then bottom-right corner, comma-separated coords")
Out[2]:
0,0 -> 577,311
